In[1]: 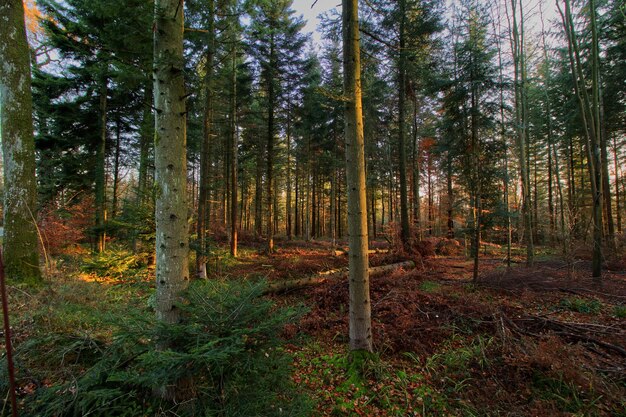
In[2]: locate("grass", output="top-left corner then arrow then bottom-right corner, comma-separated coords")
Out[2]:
613,305 -> 626,318
419,280 -> 441,293
559,297 -> 603,314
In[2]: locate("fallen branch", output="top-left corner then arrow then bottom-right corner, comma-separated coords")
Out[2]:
264,261 -> 415,294
333,248 -> 390,256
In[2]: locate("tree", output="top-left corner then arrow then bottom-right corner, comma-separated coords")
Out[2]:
153,0 -> 189,332
36,0 -> 152,251
557,0 -> 603,278
248,0 -> 306,253
0,0 -> 42,283
506,0 -> 534,267
343,0 -> 373,354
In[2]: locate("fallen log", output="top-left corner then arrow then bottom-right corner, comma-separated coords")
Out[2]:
264,260 -> 415,294
333,248 -> 390,256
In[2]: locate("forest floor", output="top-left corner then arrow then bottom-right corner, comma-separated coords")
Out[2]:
2,238 -> 625,416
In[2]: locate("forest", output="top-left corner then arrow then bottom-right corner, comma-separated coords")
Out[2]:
0,0 -> 625,415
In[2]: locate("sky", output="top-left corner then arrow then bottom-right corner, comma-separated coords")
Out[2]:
292,0 -> 341,45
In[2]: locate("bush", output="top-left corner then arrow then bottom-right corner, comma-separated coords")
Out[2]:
22,280 -> 311,417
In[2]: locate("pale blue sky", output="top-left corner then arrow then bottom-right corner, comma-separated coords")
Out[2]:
292,0 -> 341,44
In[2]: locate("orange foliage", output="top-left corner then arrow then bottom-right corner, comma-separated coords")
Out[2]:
23,0 -> 43,35
38,198 -> 94,255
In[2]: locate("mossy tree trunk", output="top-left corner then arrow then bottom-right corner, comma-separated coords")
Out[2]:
342,0 -> 373,353
0,0 -> 42,283
153,0 -> 189,327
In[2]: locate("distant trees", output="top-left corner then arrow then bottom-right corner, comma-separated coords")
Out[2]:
18,0 -> 624,283
0,0 -> 41,282
248,0 -> 307,253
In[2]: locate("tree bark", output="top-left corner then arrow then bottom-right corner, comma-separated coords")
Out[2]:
153,0 -> 190,328
0,0 -> 42,282
343,0 -> 372,353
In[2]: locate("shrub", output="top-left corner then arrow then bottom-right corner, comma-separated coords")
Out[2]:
22,280 -> 310,417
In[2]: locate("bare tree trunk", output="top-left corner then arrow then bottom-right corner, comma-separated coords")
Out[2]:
507,0 -> 534,266
286,94 -> 293,240
255,150 -> 263,238
343,0 -> 372,353
95,77 -> 108,253
614,136 -> 622,233
196,0 -> 215,278
112,115 -> 122,219
558,0 -> 603,278
137,86 -> 153,205
266,34 -> 276,253
412,94 -> 422,239
229,45 -> 238,258
153,0 -> 189,330
397,0 -> 410,246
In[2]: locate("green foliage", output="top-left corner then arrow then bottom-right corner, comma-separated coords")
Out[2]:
419,280 -> 441,293
532,372 -> 604,415
22,280 -> 310,417
613,305 -> 626,318
80,249 -> 149,280
425,335 -> 493,375
559,297 -> 602,315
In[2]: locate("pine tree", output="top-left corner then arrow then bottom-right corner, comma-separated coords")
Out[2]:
248,0 -> 306,253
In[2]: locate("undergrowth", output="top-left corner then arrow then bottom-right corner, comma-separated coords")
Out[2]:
3,280 -> 310,417
559,297 -> 603,314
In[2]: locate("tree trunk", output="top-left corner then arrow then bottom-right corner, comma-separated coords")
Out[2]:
286,95 -> 293,240
343,0 -> 372,353
0,0 -> 41,282
412,94 -> 422,240
196,0 -> 215,279
95,77 -> 108,253
153,0 -> 189,328
254,149 -> 263,238
137,86 -> 153,205
614,136 -> 622,233
229,45 -> 238,258
266,33 -> 276,253
397,0 -> 410,247
111,115 -> 122,219
558,0 -> 603,278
